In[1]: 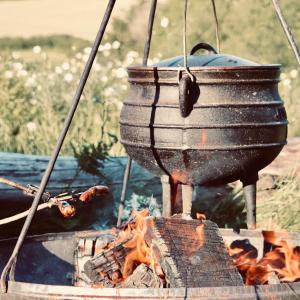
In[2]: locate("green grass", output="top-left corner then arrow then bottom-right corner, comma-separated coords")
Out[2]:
0,35 -> 89,52
257,175 -> 300,232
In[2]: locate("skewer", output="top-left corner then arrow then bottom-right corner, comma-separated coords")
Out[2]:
271,0 -> 300,67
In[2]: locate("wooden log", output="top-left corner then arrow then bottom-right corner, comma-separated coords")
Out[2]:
124,263 -> 163,288
0,152 -> 161,206
83,241 -> 129,286
1,136 -> 298,205
144,217 -> 244,288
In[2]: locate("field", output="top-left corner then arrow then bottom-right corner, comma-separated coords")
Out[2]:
0,0 -> 299,232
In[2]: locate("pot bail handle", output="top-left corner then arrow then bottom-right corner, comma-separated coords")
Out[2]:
190,42 -> 218,55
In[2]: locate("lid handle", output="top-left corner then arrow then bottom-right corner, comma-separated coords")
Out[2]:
190,42 -> 218,55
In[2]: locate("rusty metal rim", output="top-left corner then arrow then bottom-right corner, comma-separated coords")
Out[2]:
120,140 -> 287,150
6,281 -> 300,299
123,101 -> 284,108
119,121 -> 288,129
127,65 -> 281,71
128,78 -> 280,84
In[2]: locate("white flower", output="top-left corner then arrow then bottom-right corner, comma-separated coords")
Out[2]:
82,54 -> 89,62
112,40 -> 120,49
126,56 -> 134,65
55,66 -> 63,74
32,45 -> 41,54
280,72 -> 287,80
127,51 -> 139,58
121,84 -> 128,91
290,69 -> 298,79
4,70 -> 13,79
25,77 -> 36,87
104,42 -> 111,50
70,66 -> 77,73
12,52 -> 20,59
160,16 -> 169,28
98,45 -> 104,52
103,50 -> 110,57
153,57 -> 160,64
75,52 -> 83,60
94,63 -> 101,72
101,75 -> 108,82
103,87 -> 114,97
26,122 -> 37,132
13,62 -> 23,71
115,67 -> 127,78
30,99 -> 37,105
71,45 -> 77,51
83,47 -> 92,55
64,73 -> 73,82
18,69 -> 28,77
147,58 -> 153,65
282,78 -> 291,87
62,62 -> 70,70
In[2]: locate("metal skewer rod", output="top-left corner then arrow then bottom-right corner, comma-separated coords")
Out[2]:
271,0 -> 300,67
0,177 -> 28,192
0,0 -> 116,293
117,0 -> 157,227
211,0 -> 221,53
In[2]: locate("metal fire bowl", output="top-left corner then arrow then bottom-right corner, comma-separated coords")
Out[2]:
0,229 -> 299,299
120,66 -> 288,185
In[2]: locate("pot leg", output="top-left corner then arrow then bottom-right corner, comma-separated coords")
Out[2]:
182,184 -> 193,220
160,175 -> 178,217
242,174 -> 258,230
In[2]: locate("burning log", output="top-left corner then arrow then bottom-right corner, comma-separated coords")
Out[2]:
124,263 -> 163,288
144,217 -> 244,288
81,212 -> 244,288
83,242 -> 129,286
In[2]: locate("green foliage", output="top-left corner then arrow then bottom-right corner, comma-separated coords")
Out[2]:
0,35 -> 89,53
72,133 -> 118,177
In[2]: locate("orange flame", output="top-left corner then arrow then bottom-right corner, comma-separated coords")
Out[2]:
122,209 -> 153,278
227,231 -> 300,285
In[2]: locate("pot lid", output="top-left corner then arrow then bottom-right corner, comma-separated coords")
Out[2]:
152,42 -> 260,67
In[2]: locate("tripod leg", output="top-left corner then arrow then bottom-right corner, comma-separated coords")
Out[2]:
182,184 -> 193,220
117,157 -> 132,227
161,175 -> 179,217
242,174 -> 258,229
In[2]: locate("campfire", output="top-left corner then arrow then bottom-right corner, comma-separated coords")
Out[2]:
227,231 -> 300,285
74,210 -> 300,289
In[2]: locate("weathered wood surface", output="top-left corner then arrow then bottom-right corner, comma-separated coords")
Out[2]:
0,152 -> 160,205
0,138 -> 298,203
144,218 -> 244,288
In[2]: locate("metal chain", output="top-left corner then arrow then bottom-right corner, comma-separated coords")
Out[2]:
211,0 -> 221,53
182,0 -> 194,81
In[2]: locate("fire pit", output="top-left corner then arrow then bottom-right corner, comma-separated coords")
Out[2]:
1,218 -> 299,300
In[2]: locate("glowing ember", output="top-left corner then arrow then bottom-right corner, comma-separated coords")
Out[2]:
227,231 -> 300,285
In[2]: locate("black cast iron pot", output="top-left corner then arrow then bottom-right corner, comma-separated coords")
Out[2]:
120,43 -> 288,186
